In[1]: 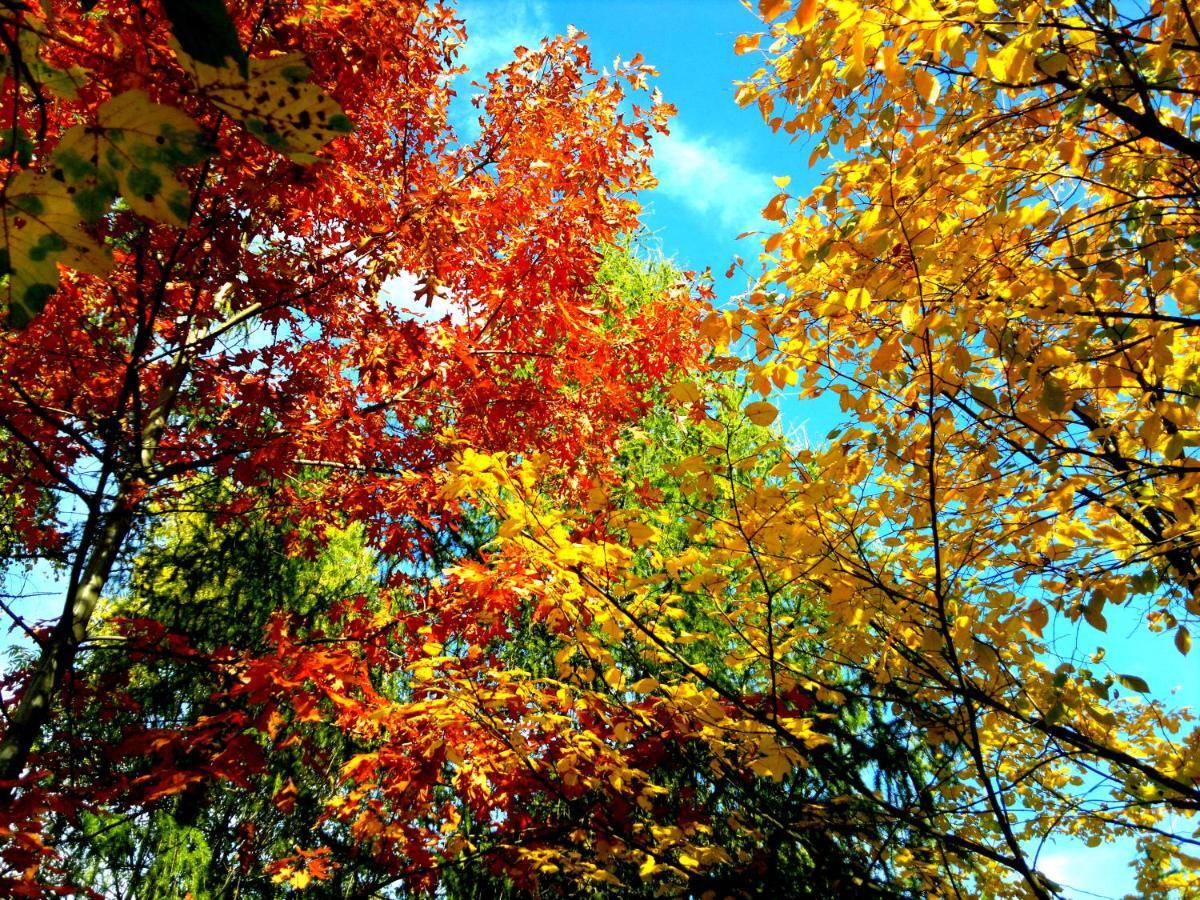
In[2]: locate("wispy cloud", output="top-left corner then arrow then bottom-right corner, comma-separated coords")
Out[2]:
1033,840 -> 1136,898
456,0 -> 552,76
651,122 -> 773,236
450,0 -> 554,140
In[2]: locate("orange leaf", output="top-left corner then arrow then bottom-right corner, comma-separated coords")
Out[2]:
760,0 -> 791,21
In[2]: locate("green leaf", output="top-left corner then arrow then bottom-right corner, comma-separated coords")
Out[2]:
160,0 -> 249,77
1100,322 -> 1135,342
177,48 -> 353,163
0,170 -> 111,328
1065,255 -> 1088,279
1040,377 -> 1066,413
1082,602 -> 1107,632
0,127 -> 35,168
968,384 -> 998,409
1116,673 -> 1150,693
52,91 -> 208,227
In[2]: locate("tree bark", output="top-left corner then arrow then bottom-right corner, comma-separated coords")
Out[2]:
0,498 -> 135,793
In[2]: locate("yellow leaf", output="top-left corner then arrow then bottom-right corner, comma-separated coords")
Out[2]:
626,520 -> 656,546
177,48 -> 353,162
794,0 -> 819,30
630,677 -> 660,693
762,193 -> 789,222
734,34 -> 762,54
988,44 -> 1033,83
669,380 -> 702,403
1177,626 -> 1192,655
870,339 -> 903,373
745,400 -> 779,426
0,171 -> 111,328
759,0 -> 790,21
289,870 -> 312,890
914,69 -> 940,104
845,286 -> 872,309
749,744 -> 792,781
1176,277 -> 1199,313
1027,602 -> 1049,636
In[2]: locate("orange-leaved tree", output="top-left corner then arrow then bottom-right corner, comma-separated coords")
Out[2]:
709,0 -> 1200,894
407,379 -> 947,897
0,0 -> 698,890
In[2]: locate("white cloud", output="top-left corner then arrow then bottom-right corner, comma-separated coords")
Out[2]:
1033,840 -> 1137,898
651,122 -> 774,236
378,271 -> 468,325
457,0 -> 552,76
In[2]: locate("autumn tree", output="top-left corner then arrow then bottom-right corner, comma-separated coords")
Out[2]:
270,243 -> 926,897
39,484 -> 388,897
402,250 -> 940,898
693,0 -> 1200,894
46,243 -> 946,898
26,244 -> 708,898
0,0 -> 698,891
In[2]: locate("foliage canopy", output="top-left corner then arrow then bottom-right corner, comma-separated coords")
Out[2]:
2,0 -> 1200,896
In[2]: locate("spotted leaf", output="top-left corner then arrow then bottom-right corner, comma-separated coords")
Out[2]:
0,170 -> 110,328
52,91 -> 208,227
177,49 -> 353,162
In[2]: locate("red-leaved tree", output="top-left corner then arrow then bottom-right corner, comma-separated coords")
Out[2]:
0,0 -> 699,889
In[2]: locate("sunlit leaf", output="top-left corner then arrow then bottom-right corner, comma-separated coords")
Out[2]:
52,91 -> 208,227
0,171 -> 110,328
177,48 -> 353,162
744,400 -> 778,426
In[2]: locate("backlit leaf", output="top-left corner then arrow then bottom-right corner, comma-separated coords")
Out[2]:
745,400 -> 778,426
760,0 -> 790,20
52,91 -> 208,227
177,48 -> 353,162
0,171 -> 110,328
1176,626 -> 1192,656
1116,674 -> 1150,693
2,20 -> 88,100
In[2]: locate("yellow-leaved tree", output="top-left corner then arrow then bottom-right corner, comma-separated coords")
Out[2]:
700,0 -> 1200,894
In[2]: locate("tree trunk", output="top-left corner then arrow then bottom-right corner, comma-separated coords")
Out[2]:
0,493 -> 135,796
